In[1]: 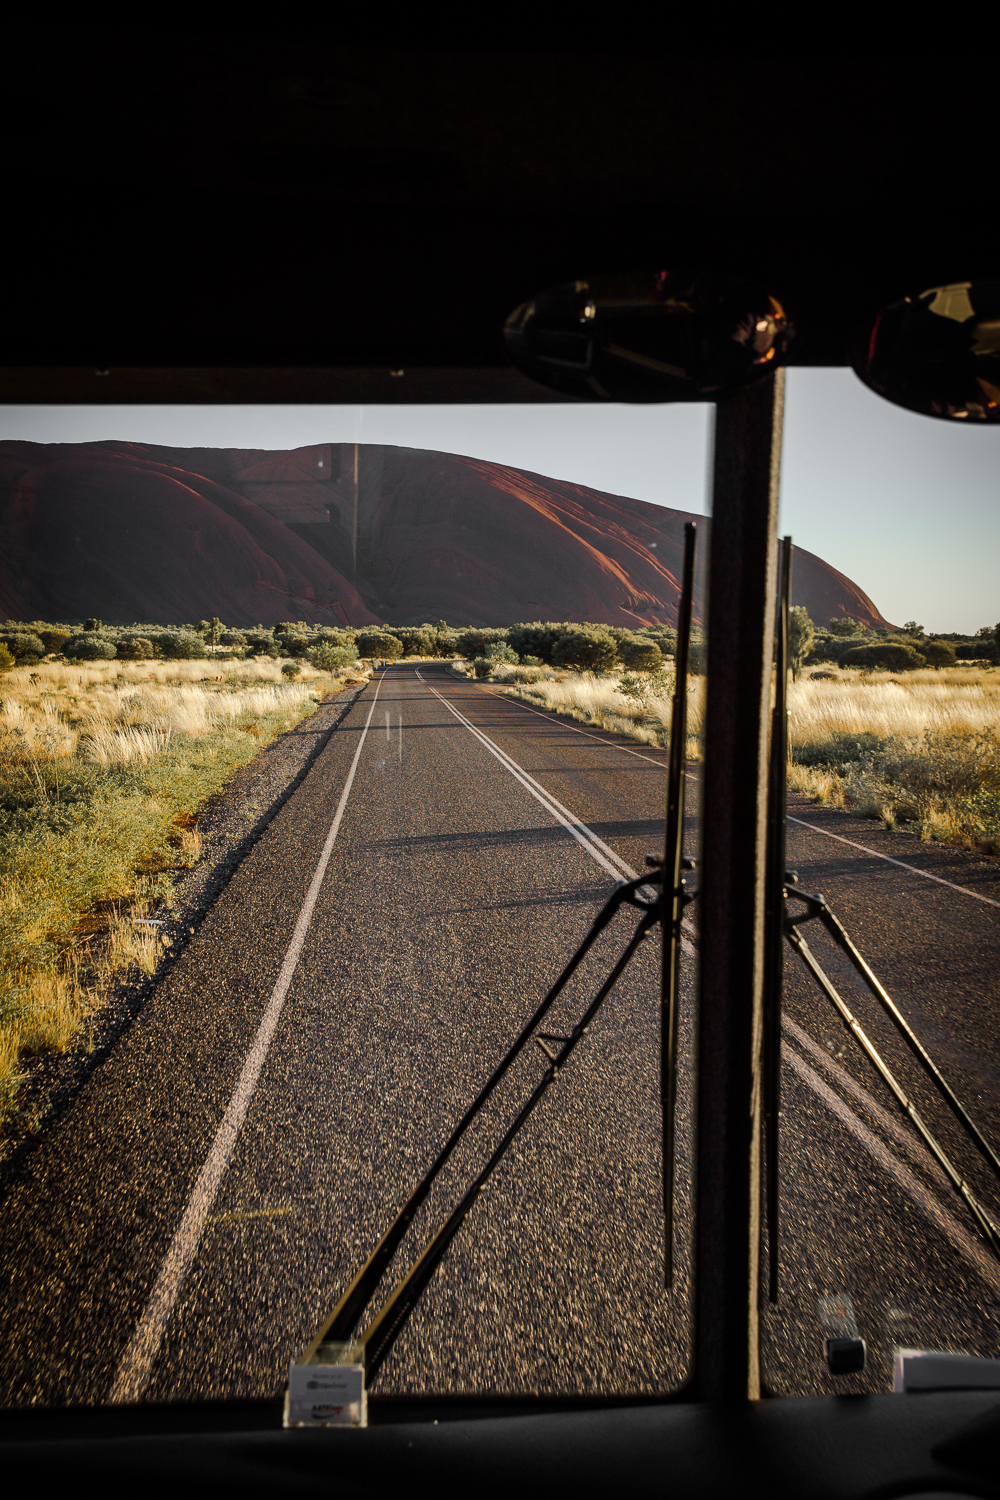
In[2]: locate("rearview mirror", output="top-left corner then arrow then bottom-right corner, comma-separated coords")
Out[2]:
851,279 -> 1000,422
502,269 -> 793,401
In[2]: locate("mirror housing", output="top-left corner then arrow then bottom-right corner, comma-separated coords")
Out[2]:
503,270 -> 793,401
851,280 -> 1000,422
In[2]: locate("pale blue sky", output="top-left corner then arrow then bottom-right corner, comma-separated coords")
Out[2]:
2,370 -> 997,632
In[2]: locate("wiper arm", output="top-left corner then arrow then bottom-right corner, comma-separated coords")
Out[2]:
301,870 -> 663,1379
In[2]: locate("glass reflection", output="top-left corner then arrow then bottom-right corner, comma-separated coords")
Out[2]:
503,270 -> 793,402
852,280 -> 1000,423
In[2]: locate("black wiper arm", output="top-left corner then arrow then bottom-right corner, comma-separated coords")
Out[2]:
301,870 -> 662,1368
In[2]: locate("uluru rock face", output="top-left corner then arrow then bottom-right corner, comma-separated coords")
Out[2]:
0,441 -> 378,627
0,439 -> 894,631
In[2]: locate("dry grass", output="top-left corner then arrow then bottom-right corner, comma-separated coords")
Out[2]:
0,655 -> 368,1127
491,664 -> 706,761
494,661 -> 1000,852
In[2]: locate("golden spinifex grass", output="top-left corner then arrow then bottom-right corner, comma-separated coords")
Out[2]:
489,663 -> 705,757
495,665 -> 1000,851
0,657 -> 362,1125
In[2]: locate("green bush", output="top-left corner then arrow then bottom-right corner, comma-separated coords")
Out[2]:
0,645 -> 14,673
788,607 -> 815,680
617,636 -> 663,672
154,631 -> 207,660
66,632 -> 117,661
507,623 -> 563,664
0,632 -> 45,664
308,641 -> 358,671
486,641 -> 519,665
551,625 -> 618,674
355,630 -> 402,660
280,661 -> 302,680
921,639 -> 958,669
838,643 -> 926,671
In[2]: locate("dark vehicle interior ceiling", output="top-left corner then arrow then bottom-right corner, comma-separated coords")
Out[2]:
3,33 -> 998,1498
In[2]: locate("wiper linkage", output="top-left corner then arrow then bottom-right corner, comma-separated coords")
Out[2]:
301,869 -> 665,1382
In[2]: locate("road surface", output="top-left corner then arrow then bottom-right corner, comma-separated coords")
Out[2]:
0,662 -> 998,1407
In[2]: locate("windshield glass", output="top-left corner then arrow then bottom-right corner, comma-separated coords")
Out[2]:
0,378 -> 997,1409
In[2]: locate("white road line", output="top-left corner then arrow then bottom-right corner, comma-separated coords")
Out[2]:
418,673 -> 697,956
784,1042 -> 1000,1298
485,685 -> 668,768
108,678 -> 384,1404
787,815 -> 1000,909
420,674 -> 629,881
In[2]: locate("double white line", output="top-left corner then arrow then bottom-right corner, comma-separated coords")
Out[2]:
421,673 -> 639,885
420,674 -> 695,954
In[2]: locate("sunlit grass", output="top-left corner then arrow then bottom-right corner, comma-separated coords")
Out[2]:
0,656 -> 367,1129
494,663 -> 1000,852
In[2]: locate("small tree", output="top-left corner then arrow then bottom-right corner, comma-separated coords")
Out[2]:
84,618 -> 102,632
355,630 -> 402,661
618,636 -> 664,673
551,625 -> 618,674
308,641 -> 358,672
788,607 -> 815,680
828,616 -> 865,637
921,639 -> 958,669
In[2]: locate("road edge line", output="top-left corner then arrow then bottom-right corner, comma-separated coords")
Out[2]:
787,815 -> 1000,908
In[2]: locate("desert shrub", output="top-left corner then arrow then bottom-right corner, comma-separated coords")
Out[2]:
219,630 -> 247,650
486,641 -> 519,665
0,631 -> 46,664
38,629 -> 72,655
0,645 -> 14,673
66,632 -> 117,661
551,625 -> 618,674
115,635 -> 156,661
275,631 -> 312,658
838,643 -> 926,672
636,628 -> 677,659
617,636 -> 663,672
392,626 -> 437,657
470,656 -> 493,679
281,661 -> 302,680
155,631 -> 207,660
245,631 -> 280,657
828,616 -> 866,637
793,730 -> 888,768
507,623 -> 563,664
355,630 -> 402,661
308,640 -> 358,671
455,627 -> 506,658
921,639 -> 958,669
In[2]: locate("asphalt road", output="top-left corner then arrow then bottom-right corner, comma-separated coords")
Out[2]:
0,662 -> 998,1407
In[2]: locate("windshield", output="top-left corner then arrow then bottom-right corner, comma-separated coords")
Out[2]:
0,378 -> 997,1410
